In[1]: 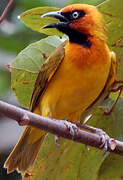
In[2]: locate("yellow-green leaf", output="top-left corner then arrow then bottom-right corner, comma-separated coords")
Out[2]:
98,154 -> 123,180
98,0 -> 123,80
20,7 -> 63,36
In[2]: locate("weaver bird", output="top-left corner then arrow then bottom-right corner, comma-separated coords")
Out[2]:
4,4 -> 117,173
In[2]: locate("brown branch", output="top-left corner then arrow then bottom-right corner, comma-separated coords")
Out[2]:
0,100 -> 123,155
0,0 -> 14,23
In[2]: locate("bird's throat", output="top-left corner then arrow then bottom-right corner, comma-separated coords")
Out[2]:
69,30 -> 91,48
57,23 -> 91,48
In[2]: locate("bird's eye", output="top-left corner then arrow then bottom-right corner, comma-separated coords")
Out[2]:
72,11 -> 79,19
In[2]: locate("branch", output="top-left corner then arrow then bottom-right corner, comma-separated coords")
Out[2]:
0,100 -> 123,155
0,0 -> 14,23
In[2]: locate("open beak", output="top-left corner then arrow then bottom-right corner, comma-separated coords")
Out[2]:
41,11 -> 68,29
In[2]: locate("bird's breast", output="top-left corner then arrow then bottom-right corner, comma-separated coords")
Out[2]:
40,40 -> 111,121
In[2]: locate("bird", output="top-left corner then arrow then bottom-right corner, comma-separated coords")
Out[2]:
4,3 -> 117,173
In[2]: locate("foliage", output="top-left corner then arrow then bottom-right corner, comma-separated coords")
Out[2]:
98,0 -> 123,80
20,7 -> 61,36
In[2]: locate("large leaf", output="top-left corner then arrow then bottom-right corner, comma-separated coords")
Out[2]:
20,7 -> 62,36
11,35 -> 66,107
98,153 -> 123,180
98,0 -> 123,80
71,0 -> 105,5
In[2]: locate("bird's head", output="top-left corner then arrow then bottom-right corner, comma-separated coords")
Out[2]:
42,4 -> 106,47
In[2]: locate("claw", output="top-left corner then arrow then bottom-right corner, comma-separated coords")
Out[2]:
55,135 -> 60,146
76,124 -> 116,152
95,128 -> 116,152
64,121 -> 78,138
98,130 -> 110,152
85,145 -> 90,151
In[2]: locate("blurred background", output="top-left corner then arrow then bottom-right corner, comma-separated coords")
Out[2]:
0,0 -> 106,179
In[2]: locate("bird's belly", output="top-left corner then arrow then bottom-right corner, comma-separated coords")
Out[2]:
40,57 -> 110,121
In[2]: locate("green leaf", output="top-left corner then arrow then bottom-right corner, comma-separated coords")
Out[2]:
11,35 -> 66,107
70,0 -> 106,5
98,0 -> 123,80
20,7 -> 62,36
98,154 -> 123,180
11,69 -> 37,108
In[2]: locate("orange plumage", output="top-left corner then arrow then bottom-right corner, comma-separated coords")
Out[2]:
4,4 -> 117,173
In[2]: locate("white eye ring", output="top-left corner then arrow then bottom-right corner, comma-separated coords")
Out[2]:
72,11 -> 79,19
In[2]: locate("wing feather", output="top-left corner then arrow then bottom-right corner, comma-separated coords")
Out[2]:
30,40 -> 67,111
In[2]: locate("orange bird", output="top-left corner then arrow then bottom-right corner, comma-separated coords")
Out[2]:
4,4 -> 117,173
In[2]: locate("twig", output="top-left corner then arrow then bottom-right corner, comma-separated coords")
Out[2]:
0,100 -> 123,155
0,0 -> 14,23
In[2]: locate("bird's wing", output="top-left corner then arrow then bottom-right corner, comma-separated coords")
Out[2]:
30,40 -> 67,111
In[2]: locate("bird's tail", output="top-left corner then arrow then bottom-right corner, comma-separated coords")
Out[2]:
4,126 -> 46,173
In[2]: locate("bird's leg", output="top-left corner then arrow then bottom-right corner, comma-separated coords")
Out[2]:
104,85 -> 123,115
76,123 -> 116,152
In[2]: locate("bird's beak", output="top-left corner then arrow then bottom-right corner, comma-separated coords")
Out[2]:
41,11 -> 68,29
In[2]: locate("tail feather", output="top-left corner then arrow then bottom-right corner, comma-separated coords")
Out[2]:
4,127 -> 46,173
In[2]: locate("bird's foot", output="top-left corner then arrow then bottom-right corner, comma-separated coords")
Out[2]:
64,121 -> 78,139
76,123 -> 116,152
95,128 -> 116,152
54,120 -> 78,145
